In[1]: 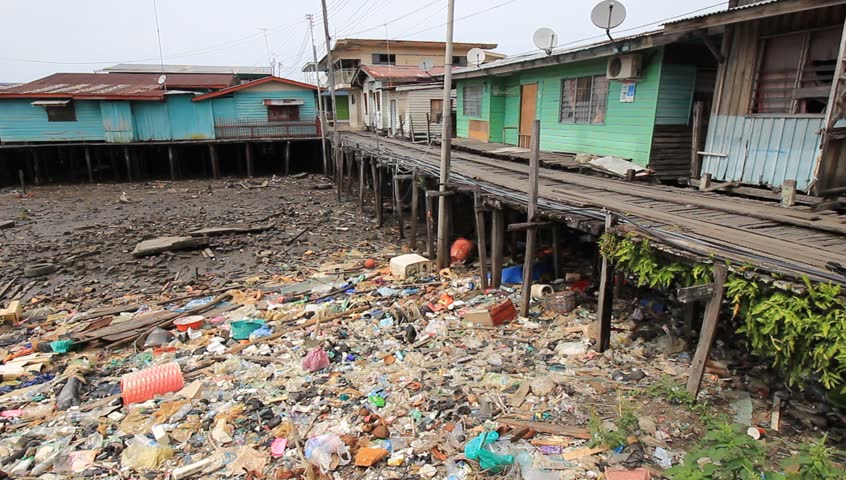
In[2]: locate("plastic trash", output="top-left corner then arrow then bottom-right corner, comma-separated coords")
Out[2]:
56,377 -> 82,410
121,362 -> 185,405
304,434 -> 351,472
653,446 -> 673,468
143,327 -> 171,348
302,348 -> 330,372
230,319 -> 265,340
464,431 -> 514,473
450,238 -> 474,264
121,434 -> 174,470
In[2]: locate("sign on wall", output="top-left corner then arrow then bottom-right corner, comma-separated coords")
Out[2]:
619,82 -> 636,103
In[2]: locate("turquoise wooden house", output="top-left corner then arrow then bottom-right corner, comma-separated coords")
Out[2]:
451,30 -> 718,179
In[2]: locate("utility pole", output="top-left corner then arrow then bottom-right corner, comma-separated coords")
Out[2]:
307,14 -> 329,175
436,0 -> 456,269
319,0 -> 341,201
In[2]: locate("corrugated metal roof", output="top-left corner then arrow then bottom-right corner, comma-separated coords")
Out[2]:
359,64 -> 445,82
0,73 -> 165,100
192,76 -> 317,102
99,64 -> 271,75
158,73 -> 235,89
663,0 -> 781,25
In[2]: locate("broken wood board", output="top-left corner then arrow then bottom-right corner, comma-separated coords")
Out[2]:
187,223 -> 274,237
132,236 -> 209,257
497,418 -> 591,439
589,156 -> 651,178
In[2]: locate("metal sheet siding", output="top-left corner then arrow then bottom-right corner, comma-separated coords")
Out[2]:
133,101 -> 171,141
702,115 -> 823,191
655,64 -> 695,125
455,49 -> 663,166
167,95 -> 214,140
212,97 -> 237,123
233,90 -> 317,122
100,101 -> 135,143
0,98 -> 105,142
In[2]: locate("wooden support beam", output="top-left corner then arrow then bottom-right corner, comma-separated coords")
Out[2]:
491,208 -> 504,288
425,190 -> 435,259
32,149 -> 41,185
358,155 -> 366,212
425,190 -> 456,198
346,150 -> 354,197
508,221 -> 551,231
687,263 -> 728,396
691,101 -> 704,179
425,113 -> 432,144
781,179 -> 797,207
168,146 -> 176,181
123,146 -> 133,182
374,164 -> 383,227
393,173 -> 405,240
410,169 -> 419,251
595,213 -> 616,352
85,147 -> 94,184
474,187 -> 489,290
699,172 -> 712,191
284,141 -> 291,176
245,143 -> 254,178
209,144 -> 220,179
625,169 -> 636,182
698,32 -> 725,63
551,224 -> 561,280
336,146 -> 343,203
520,120 -> 541,318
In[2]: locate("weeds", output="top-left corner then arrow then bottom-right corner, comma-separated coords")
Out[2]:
646,375 -> 709,415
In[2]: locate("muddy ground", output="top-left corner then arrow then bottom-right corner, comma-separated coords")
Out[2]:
0,175 -> 394,310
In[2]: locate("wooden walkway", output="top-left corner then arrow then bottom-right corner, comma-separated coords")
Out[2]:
341,131 -> 846,286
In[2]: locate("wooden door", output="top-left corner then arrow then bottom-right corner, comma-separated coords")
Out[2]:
519,83 -> 538,148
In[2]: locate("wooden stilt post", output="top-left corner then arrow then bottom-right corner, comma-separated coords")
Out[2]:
245,143 -> 254,178
687,263 -> 728,396
336,147 -> 343,203
32,149 -> 41,185
346,150 -> 354,197
168,146 -> 176,181
426,190 -> 435,259
358,155 -> 366,212
85,147 -> 94,183
124,146 -> 133,182
285,141 -> 291,176
519,120 -> 541,318
691,101 -> 704,180
491,208 -> 504,288
209,144 -> 220,179
683,303 -> 696,338
373,163 -> 383,227
393,173 -> 405,240
18,169 -> 26,195
425,113 -> 432,144
551,224 -> 561,280
595,213 -> 617,352
410,169 -> 419,251
474,187 -> 489,290
370,159 -> 378,218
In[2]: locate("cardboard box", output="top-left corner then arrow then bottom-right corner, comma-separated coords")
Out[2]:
389,254 -> 432,279
463,299 -> 517,327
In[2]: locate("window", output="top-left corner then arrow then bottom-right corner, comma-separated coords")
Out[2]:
45,104 -> 76,122
752,28 -> 841,114
452,56 -> 468,67
559,75 -> 608,124
267,105 -> 299,121
430,98 -> 444,122
463,84 -> 483,117
371,53 -> 396,65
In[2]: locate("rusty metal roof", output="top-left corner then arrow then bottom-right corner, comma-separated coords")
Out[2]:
358,64 -> 445,83
0,73 -> 165,100
152,73 -> 235,89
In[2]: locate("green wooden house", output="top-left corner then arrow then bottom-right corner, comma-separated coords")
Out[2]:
451,30 -> 719,178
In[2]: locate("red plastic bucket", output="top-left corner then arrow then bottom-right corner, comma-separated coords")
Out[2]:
121,362 -> 184,405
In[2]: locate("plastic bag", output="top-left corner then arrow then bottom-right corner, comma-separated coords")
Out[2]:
121,435 -> 173,470
143,327 -> 171,348
304,434 -> 351,472
464,431 -> 514,473
302,348 -> 330,372
56,377 -> 82,410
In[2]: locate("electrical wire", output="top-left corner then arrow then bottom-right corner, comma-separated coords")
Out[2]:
338,0 -> 444,38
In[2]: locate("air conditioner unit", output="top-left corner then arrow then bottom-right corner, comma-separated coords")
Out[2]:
607,54 -> 642,80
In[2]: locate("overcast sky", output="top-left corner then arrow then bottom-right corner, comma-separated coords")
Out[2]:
1,0 -> 726,83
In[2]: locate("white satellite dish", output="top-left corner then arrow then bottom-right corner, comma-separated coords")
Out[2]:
466,48 -> 486,67
419,58 -> 434,73
157,74 -> 167,86
533,28 -> 559,55
591,0 -> 626,30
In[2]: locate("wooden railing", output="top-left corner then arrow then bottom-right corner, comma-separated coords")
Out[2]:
214,119 -> 321,139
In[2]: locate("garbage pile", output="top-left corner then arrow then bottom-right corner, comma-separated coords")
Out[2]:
0,243 -> 820,479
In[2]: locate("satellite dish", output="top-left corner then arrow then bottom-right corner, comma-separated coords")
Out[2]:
419,58 -> 434,73
533,28 -> 559,55
466,48 -> 486,67
157,74 -> 167,86
591,0 -> 626,30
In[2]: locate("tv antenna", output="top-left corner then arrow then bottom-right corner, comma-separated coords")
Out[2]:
591,0 -> 626,48
466,48 -> 486,68
533,28 -> 559,56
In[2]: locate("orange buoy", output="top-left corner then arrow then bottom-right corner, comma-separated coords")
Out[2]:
450,238 -> 474,264
364,258 -> 377,269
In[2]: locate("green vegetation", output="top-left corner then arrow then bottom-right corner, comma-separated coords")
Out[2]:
646,375 -> 709,415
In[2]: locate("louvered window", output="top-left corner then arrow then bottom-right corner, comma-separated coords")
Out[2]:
463,84 -> 482,117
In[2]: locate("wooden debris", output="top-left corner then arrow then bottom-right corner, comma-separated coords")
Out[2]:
187,223 -> 274,237
132,236 -> 209,257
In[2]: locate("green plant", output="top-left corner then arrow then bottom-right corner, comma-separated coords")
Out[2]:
587,410 -> 628,449
599,234 -> 694,290
665,421 -> 774,480
782,434 -> 846,480
646,375 -> 709,415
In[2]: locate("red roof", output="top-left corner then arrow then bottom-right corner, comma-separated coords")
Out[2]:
357,64 -> 444,84
192,76 -> 317,101
0,73 -> 166,101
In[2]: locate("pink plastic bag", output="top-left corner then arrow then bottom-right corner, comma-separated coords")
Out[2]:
302,348 -> 330,372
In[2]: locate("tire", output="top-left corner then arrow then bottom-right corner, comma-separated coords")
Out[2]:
24,263 -> 58,278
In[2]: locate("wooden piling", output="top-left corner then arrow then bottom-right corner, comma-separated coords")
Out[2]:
687,264 -> 727,396
32,149 -> 41,185
245,143 -> 254,178
551,224 -> 561,280
595,213 -> 616,352
358,155 -> 366,212
168,146 -> 176,181
85,147 -> 94,183
285,141 -> 291,176
123,146 -> 133,182
491,208 -> 504,288
474,187 -> 489,290
209,144 -> 220,179
346,150 -> 354,198
519,120 -> 541,318
426,191 -> 435,259
393,173 -> 405,240
410,169 -> 419,251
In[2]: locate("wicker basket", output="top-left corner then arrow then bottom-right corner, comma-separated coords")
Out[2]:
541,291 -> 576,314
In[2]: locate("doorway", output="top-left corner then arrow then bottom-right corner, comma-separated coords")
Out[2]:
519,83 -> 538,148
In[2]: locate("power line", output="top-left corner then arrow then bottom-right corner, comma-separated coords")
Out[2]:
395,0 -> 518,40
339,0 -> 444,38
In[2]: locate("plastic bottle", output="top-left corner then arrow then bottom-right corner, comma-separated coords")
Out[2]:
445,458 -> 466,480
169,403 -> 193,423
